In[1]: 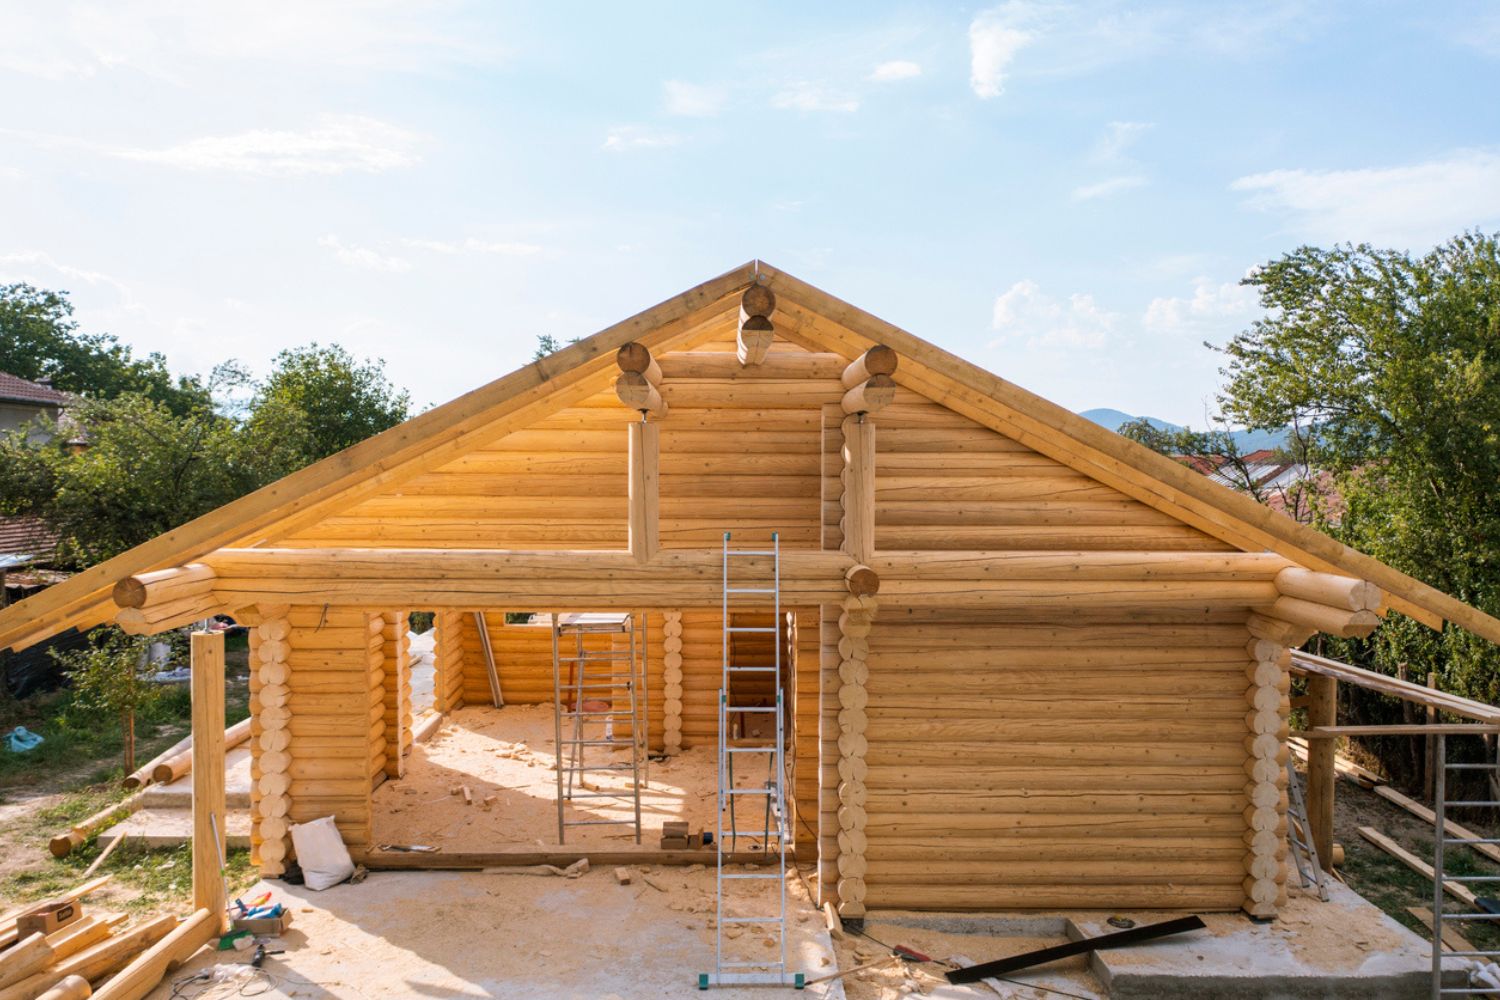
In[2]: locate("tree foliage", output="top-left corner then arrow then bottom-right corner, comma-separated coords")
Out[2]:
1216,232 -> 1500,710
0,283 -> 211,415
52,628 -> 160,773
249,343 -> 410,462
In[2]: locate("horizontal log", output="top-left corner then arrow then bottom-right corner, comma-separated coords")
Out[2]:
841,375 -> 896,415
657,352 -> 845,380
841,345 -> 898,390
113,564 -> 216,610
1276,566 -> 1381,611
614,373 -> 666,418
614,342 -> 661,384
1260,596 -> 1381,638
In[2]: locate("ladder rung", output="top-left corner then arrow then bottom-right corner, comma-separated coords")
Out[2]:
726,550 -> 778,556
1444,875 -> 1500,882
1444,838 -> 1500,845
1446,763 -> 1500,770
725,707 -> 777,713
563,739 -> 631,748
564,791 -> 636,800
1438,951 -> 1500,958
561,711 -> 621,719
1442,913 -> 1500,920
725,747 -> 777,754
720,873 -> 783,880
725,789 -> 776,796
725,587 -> 777,594
1448,801 -> 1500,807
727,627 -> 779,633
728,667 -> 778,672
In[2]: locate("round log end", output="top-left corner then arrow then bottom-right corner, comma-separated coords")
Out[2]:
845,564 -> 880,597
112,576 -> 148,609
863,344 -> 898,376
616,341 -> 653,374
740,313 -> 774,333
614,371 -> 655,409
49,832 -> 79,858
742,284 -> 776,318
151,763 -> 177,784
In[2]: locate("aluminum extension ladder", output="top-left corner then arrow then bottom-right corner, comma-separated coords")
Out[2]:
550,613 -> 646,844
1431,732 -> 1500,998
699,532 -> 803,990
1285,760 -> 1330,901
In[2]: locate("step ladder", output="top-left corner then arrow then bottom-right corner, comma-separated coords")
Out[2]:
699,533 -> 802,990
1284,760 -> 1329,902
1431,732 -> 1500,999
550,613 -> 646,844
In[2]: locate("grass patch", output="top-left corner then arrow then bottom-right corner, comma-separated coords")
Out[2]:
0,839 -> 260,914
0,664 -> 250,797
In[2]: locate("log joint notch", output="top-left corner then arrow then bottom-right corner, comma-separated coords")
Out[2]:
737,284 -> 776,366
250,607 -> 293,877
840,345 -> 898,416
1252,568 -> 1384,641
835,595 -> 874,917
112,563 -> 221,635
1243,638 -> 1291,918
615,341 -> 667,419
662,611 -> 684,754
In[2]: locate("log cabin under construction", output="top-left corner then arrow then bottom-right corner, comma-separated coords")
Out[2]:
6,260 -> 1500,930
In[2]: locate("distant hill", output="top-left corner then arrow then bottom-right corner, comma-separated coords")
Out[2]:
1081,408 -> 1287,453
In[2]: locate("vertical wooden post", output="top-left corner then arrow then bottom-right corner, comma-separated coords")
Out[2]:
628,420 -> 660,563
1425,672 -> 1438,802
1305,674 -> 1337,867
840,416 -> 875,563
191,630 -> 227,932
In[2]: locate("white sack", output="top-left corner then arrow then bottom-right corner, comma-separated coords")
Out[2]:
289,815 -> 355,891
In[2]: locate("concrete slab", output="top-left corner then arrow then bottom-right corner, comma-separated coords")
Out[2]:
1084,881 -> 1451,999
100,807 -> 252,848
138,746 -> 253,808
147,865 -> 840,999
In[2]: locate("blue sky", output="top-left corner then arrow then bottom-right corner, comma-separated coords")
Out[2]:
1,2 -> 1498,425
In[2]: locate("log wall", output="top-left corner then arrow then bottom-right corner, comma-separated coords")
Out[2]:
377,611 -> 411,779
433,611 -> 465,713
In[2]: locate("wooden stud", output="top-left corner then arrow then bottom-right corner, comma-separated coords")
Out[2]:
628,421 -> 660,564
190,632 -> 227,932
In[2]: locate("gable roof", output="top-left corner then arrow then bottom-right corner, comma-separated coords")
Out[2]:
1,260 -> 1497,650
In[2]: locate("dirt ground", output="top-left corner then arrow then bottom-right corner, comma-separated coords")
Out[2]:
147,864 -> 840,1000
372,704 -> 728,851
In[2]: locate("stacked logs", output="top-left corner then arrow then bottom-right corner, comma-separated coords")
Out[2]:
433,611 -> 466,713
380,612 -> 411,779
112,564 -> 220,635
1254,567 -> 1383,641
615,342 -> 667,418
840,345 -> 897,416
662,611 -> 684,755
1242,637 -> 1291,918
250,608 -> 293,877
737,285 -> 776,366
835,594 -> 875,918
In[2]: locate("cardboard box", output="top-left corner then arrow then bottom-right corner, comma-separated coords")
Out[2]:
660,835 -> 689,850
662,821 -> 689,836
232,910 -> 293,936
17,901 -> 81,937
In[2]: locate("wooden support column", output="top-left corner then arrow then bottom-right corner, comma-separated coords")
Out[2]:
190,631 -> 227,932
628,420 -> 660,563
662,611 -> 684,754
1305,673 -> 1337,866
1243,638 -> 1291,919
433,611 -> 466,713
249,607 -> 292,877
380,612 -> 412,779
839,416 -> 875,563
834,595 -> 874,918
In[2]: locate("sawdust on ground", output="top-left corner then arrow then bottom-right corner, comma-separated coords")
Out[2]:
372,704 -> 727,851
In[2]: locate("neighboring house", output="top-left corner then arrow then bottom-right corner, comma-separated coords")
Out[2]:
1177,448 -> 1339,525
0,370 -> 69,443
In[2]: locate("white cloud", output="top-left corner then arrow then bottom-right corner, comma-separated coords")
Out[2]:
968,3 -> 1038,98
990,279 -> 1119,349
663,80 -> 726,117
601,125 -> 681,152
1093,120 -> 1152,162
771,83 -> 859,113
1231,149 -> 1500,246
118,115 -> 421,176
400,238 -> 543,257
318,235 -> 411,273
869,59 -> 922,82
1142,276 -> 1259,336
1072,175 -> 1146,201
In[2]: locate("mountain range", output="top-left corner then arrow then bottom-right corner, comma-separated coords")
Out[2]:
1081,408 -> 1288,453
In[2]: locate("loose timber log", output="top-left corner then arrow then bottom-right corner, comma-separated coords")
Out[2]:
35,977 -> 91,1000
1275,567 -> 1382,612
614,342 -> 661,384
48,794 -> 142,858
89,908 -> 217,1000
840,344 -> 898,390
614,372 -> 667,418
148,718 -> 251,786
112,564 -> 216,611
841,375 -> 896,415
123,733 -> 192,790
0,935 -> 51,990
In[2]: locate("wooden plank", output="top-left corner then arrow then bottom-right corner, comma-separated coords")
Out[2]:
1292,651 -> 1500,725
189,633 -> 226,931
1406,906 -> 1477,953
1371,784 -> 1500,866
1357,826 -> 1477,907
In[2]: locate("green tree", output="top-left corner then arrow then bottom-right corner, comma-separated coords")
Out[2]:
1214,232 -> 1500,720
0,283 -> 211,415
53,629 -> 160,773
248,343 -> 410,462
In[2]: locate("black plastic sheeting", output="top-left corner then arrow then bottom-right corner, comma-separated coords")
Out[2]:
2,627 -> 91,699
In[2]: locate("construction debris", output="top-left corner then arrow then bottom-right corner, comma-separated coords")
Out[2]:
946,915 -> 1206,984
614,867 -> 633,885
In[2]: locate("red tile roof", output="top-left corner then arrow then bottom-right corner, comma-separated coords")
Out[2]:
0,517 -> 58,562
0,371 -> 69,407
